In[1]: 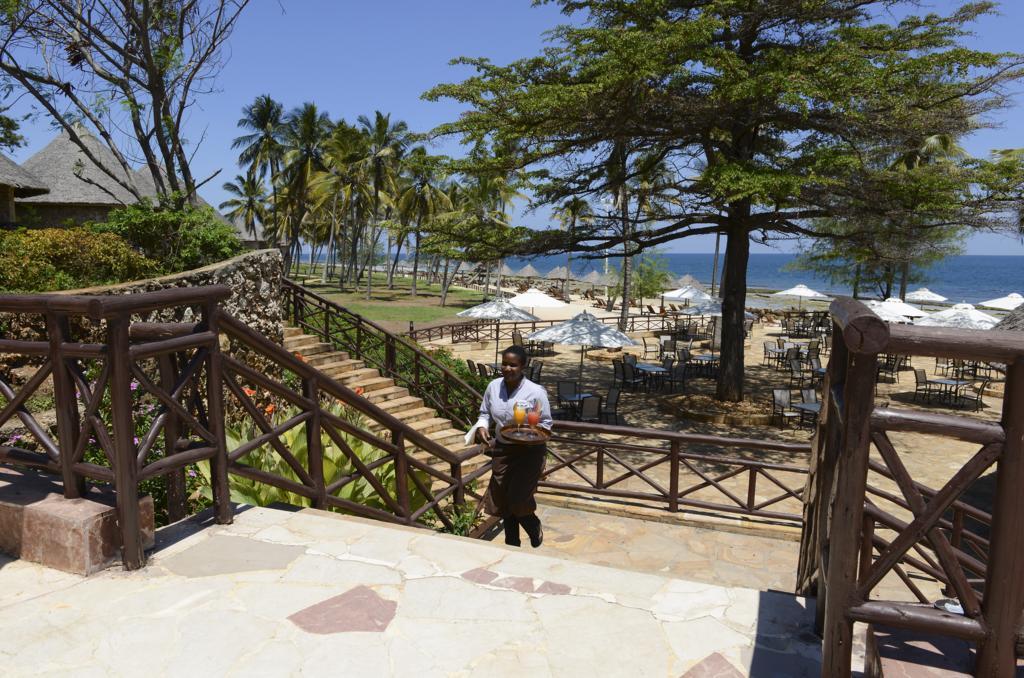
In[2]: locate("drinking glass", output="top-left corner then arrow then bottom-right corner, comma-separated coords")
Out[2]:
526,403 -> 540,428
512,402 -> 526,433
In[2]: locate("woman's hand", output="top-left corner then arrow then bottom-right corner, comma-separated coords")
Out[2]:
476,427 -> 492,446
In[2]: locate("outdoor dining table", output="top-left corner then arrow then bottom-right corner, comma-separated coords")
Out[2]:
560,392 -> 594,420
689,353 -> 720,377
930,378 -> 972,405
636,363 -> 668,390
793,401 -> 821,427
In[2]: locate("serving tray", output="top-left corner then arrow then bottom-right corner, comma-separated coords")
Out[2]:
496,424 -> 550,445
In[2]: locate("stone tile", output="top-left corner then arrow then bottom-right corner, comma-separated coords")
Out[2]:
399,576 -> 536,622
663,616 -> 753,666
280,553 -> 402,587
681,652 -> 745,678
288,585 -> 397,634
162,534 -> 305,577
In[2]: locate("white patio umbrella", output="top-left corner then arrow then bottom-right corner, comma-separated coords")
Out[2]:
865,300 -> 911,324
663,285 -> 713,303
915,303 -> 999,330
772,284 -> 830,309
458,299 -> 541,365
878,297 -> 928,319
509,287 -> 567,309
906,288 -> 947,303
527,311 -> 637,382
979,292 -> 1024,311
679,301 -> 755,320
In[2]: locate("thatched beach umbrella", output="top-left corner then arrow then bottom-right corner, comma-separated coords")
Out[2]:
500,263 -> 516,276
673,274 -> 705,290
545,265 -> 569,280
517,263 -> 542,279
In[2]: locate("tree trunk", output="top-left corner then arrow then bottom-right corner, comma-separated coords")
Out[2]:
898,259 -> 909,300
853,263 -> 861,299
617,188 -> 632,332
411,222 -> 421,297
389,233 -> 406,288
710,231 -> 721,297
440,258 -> 452,306
716,227 -> 750,402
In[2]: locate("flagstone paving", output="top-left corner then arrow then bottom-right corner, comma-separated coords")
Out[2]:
0,505 -> 862,676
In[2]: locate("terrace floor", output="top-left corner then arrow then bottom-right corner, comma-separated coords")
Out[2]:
0,504 -> 857,677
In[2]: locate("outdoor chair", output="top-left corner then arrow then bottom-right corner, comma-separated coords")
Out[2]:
529,360 -> 543,383
477,363 -> 492,379
743,319 -> 754,338
466,359 -> 477,374
642,336 -> 659,360
578,395 -> 602,423
771,389 -> 800,428
623,354 -> 637,366
660,338 -> 677,360
913,369 -> 940,403
646,305 -> 658,316
556,380 -> 580,408
665,362 -> 686,393
788,359 -> 808,389
621,362 -> 645,391
799,389 -> 818,428
763,341 -> 778,367
958,379 -> 988,411
601,388 -> 622,425
876,355 -> 900,384
611,359 -> 624,389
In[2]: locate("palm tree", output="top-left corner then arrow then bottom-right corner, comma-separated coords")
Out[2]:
553,197 -> 594,298
398,148 -> 452,296
232,95 -> 285,246
279,103 -> 333,274
219,173 -> 267,243
311,121 -> 370,284
356,111 -> 409,298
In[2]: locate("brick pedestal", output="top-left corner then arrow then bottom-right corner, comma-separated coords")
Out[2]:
0,467 -> 154,574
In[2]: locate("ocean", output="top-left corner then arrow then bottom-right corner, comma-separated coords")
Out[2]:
503,253 -> 1024,305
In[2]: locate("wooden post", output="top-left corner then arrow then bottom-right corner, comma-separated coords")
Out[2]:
304,376 -> 327,510
107,315 -> 145,570
204,303 -> 233,526
393,430 -> 411,524
451,461 -> 464,506
669,440 -> 679,513
45,312 -> 86,498
385,335 -> 396,377
820,349 -> 880,677
976,359 -> 1024,676
158,353 -> 186,522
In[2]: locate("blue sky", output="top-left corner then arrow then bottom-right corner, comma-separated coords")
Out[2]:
9,0 -> 1024,255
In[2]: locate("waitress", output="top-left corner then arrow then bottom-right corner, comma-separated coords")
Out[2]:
465,344 -> 552,547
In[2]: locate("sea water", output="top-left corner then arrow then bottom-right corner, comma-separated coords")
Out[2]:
504,253 -> 1024,305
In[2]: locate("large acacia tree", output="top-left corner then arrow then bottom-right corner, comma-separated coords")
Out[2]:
0,0 -> 250,205
426,0 -> 1024,401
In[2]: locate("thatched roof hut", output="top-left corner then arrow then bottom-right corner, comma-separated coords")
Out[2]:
995,306 -> 1024,332
0,153 -> 48,223
545,265 -> 569,280
517,263 -> 541,278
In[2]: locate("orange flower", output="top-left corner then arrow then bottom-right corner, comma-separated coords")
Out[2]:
354,386 -> 365,397
294,352 -> 306,362
242,387 -> 257,397
264,403 -> 276,416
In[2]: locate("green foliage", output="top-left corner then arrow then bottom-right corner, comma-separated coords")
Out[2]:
428,346 -> 490,394
631,252 -> 672,303
193,402 -> 429,516
0,228 -> 160,292
87,200 -> 243,273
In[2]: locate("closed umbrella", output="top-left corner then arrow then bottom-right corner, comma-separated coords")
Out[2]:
772,284 -> 829,309
979,292 -> 1024,311
906,288 -> 947,303
527,311 -> 637,382
878,297 -> 928,319
458,299 -> 541,365
915,303 -> 998,330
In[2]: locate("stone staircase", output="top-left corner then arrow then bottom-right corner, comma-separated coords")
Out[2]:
282,327 -> 486,483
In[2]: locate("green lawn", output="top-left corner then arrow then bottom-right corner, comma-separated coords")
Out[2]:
294,272 -> 489,331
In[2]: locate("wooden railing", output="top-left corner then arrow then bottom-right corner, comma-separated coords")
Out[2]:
282,279 -> 482,429
0,286 -> 490,571
542,421 -> 810,524
799,298 -> 1024,677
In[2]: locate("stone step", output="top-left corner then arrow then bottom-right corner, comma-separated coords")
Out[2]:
406,417 -> 453,436
429,429 -> 470,449
283,326 -> 304,338
306,351 -> 351,368
291,342 -> 334,358
342,376 -> 394,394
283,334 -> 321,351
374,395 -> 425,415
364,385 -> 410,403
318,358 -> 363,377
390,406 -> 437,425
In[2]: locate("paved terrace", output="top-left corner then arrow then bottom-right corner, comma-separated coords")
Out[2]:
0,505 -> 853,677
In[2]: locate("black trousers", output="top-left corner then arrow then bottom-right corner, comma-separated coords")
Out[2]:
484,444 -> 546,518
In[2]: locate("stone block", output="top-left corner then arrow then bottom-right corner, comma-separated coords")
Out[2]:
0,467 -> 154,575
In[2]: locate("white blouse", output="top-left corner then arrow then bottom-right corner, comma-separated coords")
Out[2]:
464,377 -> 553,445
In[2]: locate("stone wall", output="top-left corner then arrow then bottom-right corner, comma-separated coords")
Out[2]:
1,249 -> 284,345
